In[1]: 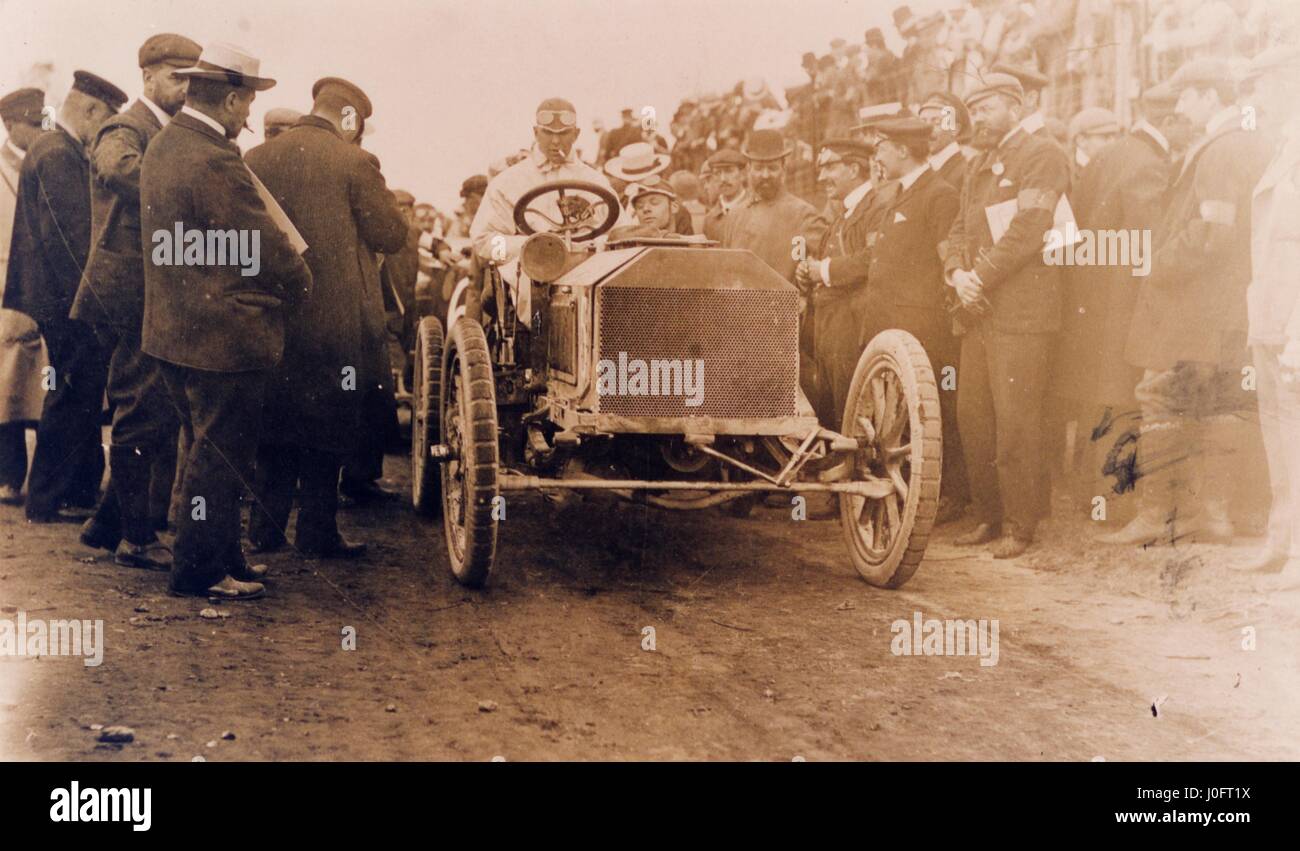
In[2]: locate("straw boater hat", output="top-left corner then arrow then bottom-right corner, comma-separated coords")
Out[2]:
605,141 -> 671,182
174,42 -> 276,90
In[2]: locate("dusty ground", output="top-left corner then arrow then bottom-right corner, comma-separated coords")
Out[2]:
2,439 -> 1299,761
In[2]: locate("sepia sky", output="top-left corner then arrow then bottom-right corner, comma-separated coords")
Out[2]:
2,0 -> 942,210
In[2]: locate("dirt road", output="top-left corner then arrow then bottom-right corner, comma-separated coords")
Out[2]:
3,451 -> 1298,761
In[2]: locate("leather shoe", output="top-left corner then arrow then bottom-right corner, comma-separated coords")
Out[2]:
992,533 -> 1032,559
80,516 -> 122,550
298,535 -> 368,560
954,523 -> 1000,546
170,575 -> 265,600
338,480 -> 398,505
230,560 -> 270,581
114,539 -> 172,572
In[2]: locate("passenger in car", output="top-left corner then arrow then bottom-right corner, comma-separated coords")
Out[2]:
607,176 -> 687,241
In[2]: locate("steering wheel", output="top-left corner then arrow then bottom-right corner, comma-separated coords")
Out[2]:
512,180 -> 620,243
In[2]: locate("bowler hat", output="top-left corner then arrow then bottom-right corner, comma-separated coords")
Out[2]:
175,42 -> 276,90
741,129 -> 793,161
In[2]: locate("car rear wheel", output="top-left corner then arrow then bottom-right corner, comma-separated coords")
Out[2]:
411,317 -> 443,515
440,318 -> 499,588
839,329 -> 941,588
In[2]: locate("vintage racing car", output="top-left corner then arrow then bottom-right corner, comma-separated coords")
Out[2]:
410,180 -> 941,589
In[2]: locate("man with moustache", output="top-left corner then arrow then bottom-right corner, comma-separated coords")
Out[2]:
864,118 -> 965,523
940,73 -> 1070,558
70,34 -> 201,570
1116,59 -> 1274,547
701,148 -> 747,242
794,138 -> 892,427
246,77 -> 407,558
141,43 -> 312,599
720,130 -> 827,286
0,88 -> 48,507
4,71 -> 127,523
917,90 -> 971,191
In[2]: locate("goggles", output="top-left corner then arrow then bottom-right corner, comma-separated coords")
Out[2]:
536,109 -> 577,128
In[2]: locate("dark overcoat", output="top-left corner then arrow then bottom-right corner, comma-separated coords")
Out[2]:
72,99 -> 163,329
245,115 -> 407,452
2,126 -> 91,325
140,110 -> 312,373
1125,120 -> 1275,371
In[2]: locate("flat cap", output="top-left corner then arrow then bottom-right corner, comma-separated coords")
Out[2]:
625,175 -> 676,204
1069,106 -> 1120,139
818,138 -> 876,167
918,90 -> 972,138
72,70 -> 127,110
460,174 -> 488,197
1244,43 -> 1300,81
392,189 -> 415,206
139,33 -> 201,69
705,148 -> 747,170
992,63 -> 1049,92
873,117 -> 934,143
312,76 -> 373,119
1147,58 -> 1234,101
0,87 -> 44,125
964,72 -> 1023,108
264,107 -> 302,128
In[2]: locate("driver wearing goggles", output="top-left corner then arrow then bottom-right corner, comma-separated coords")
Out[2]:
469,96 -> 626,269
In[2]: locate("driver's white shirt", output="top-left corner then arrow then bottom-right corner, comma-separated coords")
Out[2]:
470,143 -> 626,266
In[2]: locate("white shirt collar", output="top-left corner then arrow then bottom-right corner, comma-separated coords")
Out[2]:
929,141 -> 961,171
720,189 -> 747,213
141,96 -> 171,127
1075,148 -> 1090,169
999,124 -> 1022,148
181,105 -> 228,137
1018,111 -> 1045,135
898,162 -> 930,191
530,142 -> 577,173
1132,118 -> 1169,154
3,138 -> 24,161
842,180 -> 872,216
1206,105 -> 1238,137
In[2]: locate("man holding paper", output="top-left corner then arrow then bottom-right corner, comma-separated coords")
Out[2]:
141,43 -> 313,599
940,72 -> 1070,559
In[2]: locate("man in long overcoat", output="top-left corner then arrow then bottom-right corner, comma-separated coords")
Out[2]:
244,76 -> 407,558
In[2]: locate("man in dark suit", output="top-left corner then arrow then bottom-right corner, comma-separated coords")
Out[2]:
917,91 -> 970,191
1111,60 -> 1274,546
141,43 -> 312,599
1052,91 -> 1176,527
701,149 -> 748,242
245,77 -> 407,559
796,138 -> 894,427
864,118 -> 965,521
940,74 -> 1071,558
71,34 -> 200,568
3,71 -> 127,523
